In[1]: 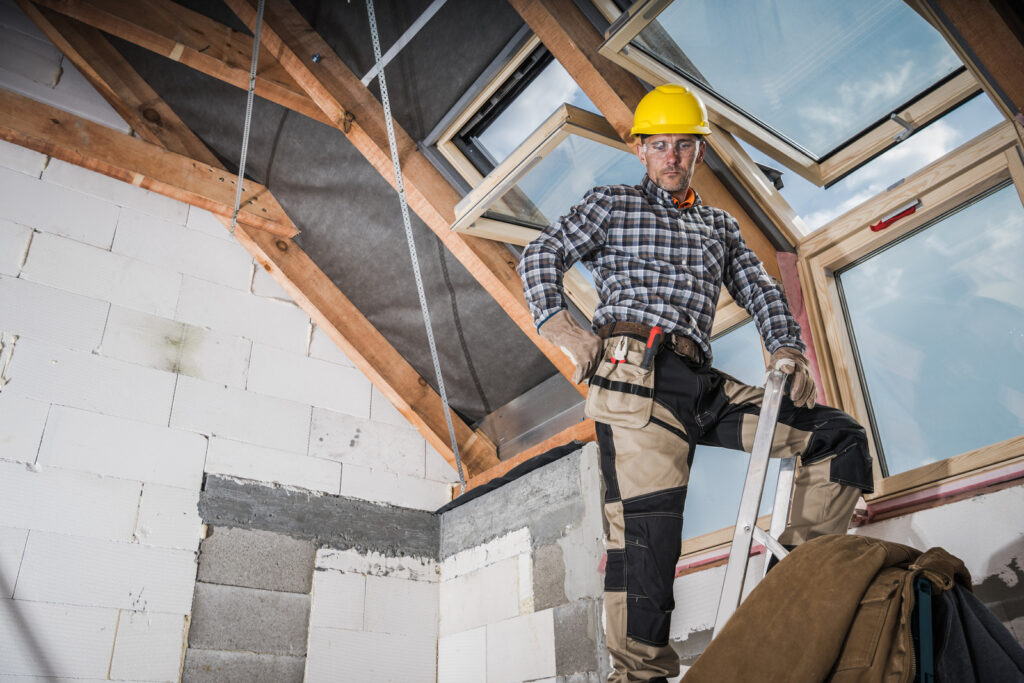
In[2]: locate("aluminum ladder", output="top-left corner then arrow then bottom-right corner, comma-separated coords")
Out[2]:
712,367 -> 798,637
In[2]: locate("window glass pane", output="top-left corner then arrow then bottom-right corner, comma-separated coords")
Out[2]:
838,184 -> 1024,475
739,94 -> 1005,233
485,134 -> 638,228
473,60 -> 598,166
682,320 -> 780,541
635,0 -> 961,158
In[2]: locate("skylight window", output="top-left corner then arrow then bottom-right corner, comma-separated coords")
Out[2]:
740,93 -> 1005,233
601,0 -> 980,185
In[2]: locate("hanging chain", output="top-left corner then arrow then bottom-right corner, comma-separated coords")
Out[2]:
366,0 -> 467,492
230,0 -> 266,235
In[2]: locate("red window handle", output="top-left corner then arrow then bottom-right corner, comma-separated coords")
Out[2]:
870,200 -> 921,232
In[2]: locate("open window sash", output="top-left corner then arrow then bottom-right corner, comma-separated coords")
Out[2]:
598,0 -> 982,187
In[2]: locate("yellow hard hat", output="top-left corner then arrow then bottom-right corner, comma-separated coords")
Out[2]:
631,84 -> 711,137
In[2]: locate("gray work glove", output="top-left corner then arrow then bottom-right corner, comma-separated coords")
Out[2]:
769,347 -> 817,409
539,310 -> 603,384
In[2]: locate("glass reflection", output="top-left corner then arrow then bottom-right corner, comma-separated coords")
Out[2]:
636,0 -> 961,158
485,134 -> 638,228
682,320 -> 780,540
474,60 -> 598,167
838,184 -> 1024,475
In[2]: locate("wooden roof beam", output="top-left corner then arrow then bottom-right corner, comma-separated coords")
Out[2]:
15,6 -> 499,476
28,0 -> 330,124
508,0 -> 788,272
0,88 -> 297,237
223,0 -> 583,391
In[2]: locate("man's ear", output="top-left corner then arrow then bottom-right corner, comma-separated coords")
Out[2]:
635,141 -> 647,165
696,138 -> 706,164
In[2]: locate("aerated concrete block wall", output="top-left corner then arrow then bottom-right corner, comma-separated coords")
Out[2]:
0,27 -> 459,674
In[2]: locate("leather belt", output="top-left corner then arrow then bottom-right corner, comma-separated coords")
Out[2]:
596,321 -> 704,364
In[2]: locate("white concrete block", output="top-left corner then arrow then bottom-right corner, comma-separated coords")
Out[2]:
248,344 -> 371,419
186,205 -> 234,241
0,166 -> 119,249
16,532 -> 196,613
439,556 -> 520,636
0,47 -> 129,133
44,160 -> 187,223
0,2 -> 50,43
485,609 -> 556,683
0,218 -> 32,276
113,207 -> 251,289
37,404 -> 207,489
0,393 -> 49,464
170,376 -> 311,455
0,139 -> 45,178
305,628 -> 436,683
205,437 -> 340,494
109,610 -> 186,682
669,564 -> 724,642
316,548 -> 437,583
0,527 -> 29,598
339,463 -> 451,511
426,444 -> 458,483
98,305 -> 184,373
178,324 -> 252,389
364,575 -> 438,638
0,598 -> 117,677
307,325 -> 356,367
251,265 -> 292,301
6,338 -> 177,426
369,385 -> 414,429
440,529 -> 532,582
0,23 -> 61,89
175,276 -> 309,354
310,570 -> 365,631
437,627 -> 486,683
0,461 -> 140,541
135,484 -> 202,552
21,231 -> 181,318
310,407 -> 426,477
0,275 -> 108,351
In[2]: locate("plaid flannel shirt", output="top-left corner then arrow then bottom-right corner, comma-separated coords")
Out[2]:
517,175 -> 804,364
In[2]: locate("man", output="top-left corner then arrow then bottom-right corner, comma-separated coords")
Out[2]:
517,84 -> 873,681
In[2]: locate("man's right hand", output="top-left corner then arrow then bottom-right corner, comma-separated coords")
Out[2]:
539,310 -> 603,384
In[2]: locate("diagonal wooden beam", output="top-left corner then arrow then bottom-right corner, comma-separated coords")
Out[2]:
508,0 -> 786,274
17,7 -> 499,476
466,419 -> 597,491
223,0 -> 582,392
0,88 -> 298,237
29,0 -> 331,125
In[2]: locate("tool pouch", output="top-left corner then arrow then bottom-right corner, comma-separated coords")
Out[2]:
584,335 -> 655,429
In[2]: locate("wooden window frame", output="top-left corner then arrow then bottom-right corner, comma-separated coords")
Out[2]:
800,120 -> 1024,502
597,0 -> 984,187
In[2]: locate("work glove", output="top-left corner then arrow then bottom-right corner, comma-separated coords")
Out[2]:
539,310 -> 603,384
769,347 -> 816,409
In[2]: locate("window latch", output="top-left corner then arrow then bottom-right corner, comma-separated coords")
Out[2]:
870,199 -> 921,232
890,113 -> 915,142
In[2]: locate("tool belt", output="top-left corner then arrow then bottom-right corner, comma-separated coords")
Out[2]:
596,321 -> 705,366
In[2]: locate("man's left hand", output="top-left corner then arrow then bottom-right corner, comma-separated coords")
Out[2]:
769,347 -> 817,409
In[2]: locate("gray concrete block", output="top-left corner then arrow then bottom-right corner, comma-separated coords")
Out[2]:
198,526 -> 315,593
534,542 -> 568,610
554,599 -> 601,676
188,582 -> 310,655
183,649 -> 305,683
441,449 -> 585,558
199,475 -> 439,558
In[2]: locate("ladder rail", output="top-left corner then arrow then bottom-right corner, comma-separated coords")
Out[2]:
712,368 -> 789,637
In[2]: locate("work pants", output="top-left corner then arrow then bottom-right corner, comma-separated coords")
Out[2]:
591,335 -> 873,682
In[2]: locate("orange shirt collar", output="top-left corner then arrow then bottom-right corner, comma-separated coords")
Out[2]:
671,188 -> 696,209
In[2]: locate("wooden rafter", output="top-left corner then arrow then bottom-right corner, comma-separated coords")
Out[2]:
222,0 -> 583,391
0,88 -> 298,237
29,0 -> 330,124
508,0 -> 787,276
18,5 -> 500,476
466,419 -> 597,492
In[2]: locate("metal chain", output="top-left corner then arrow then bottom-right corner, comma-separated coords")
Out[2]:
366,0 -> 467,491
230,0 -> 266,234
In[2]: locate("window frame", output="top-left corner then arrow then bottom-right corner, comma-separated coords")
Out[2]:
799,119 -> 1024,501
598,0 -> 984,188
